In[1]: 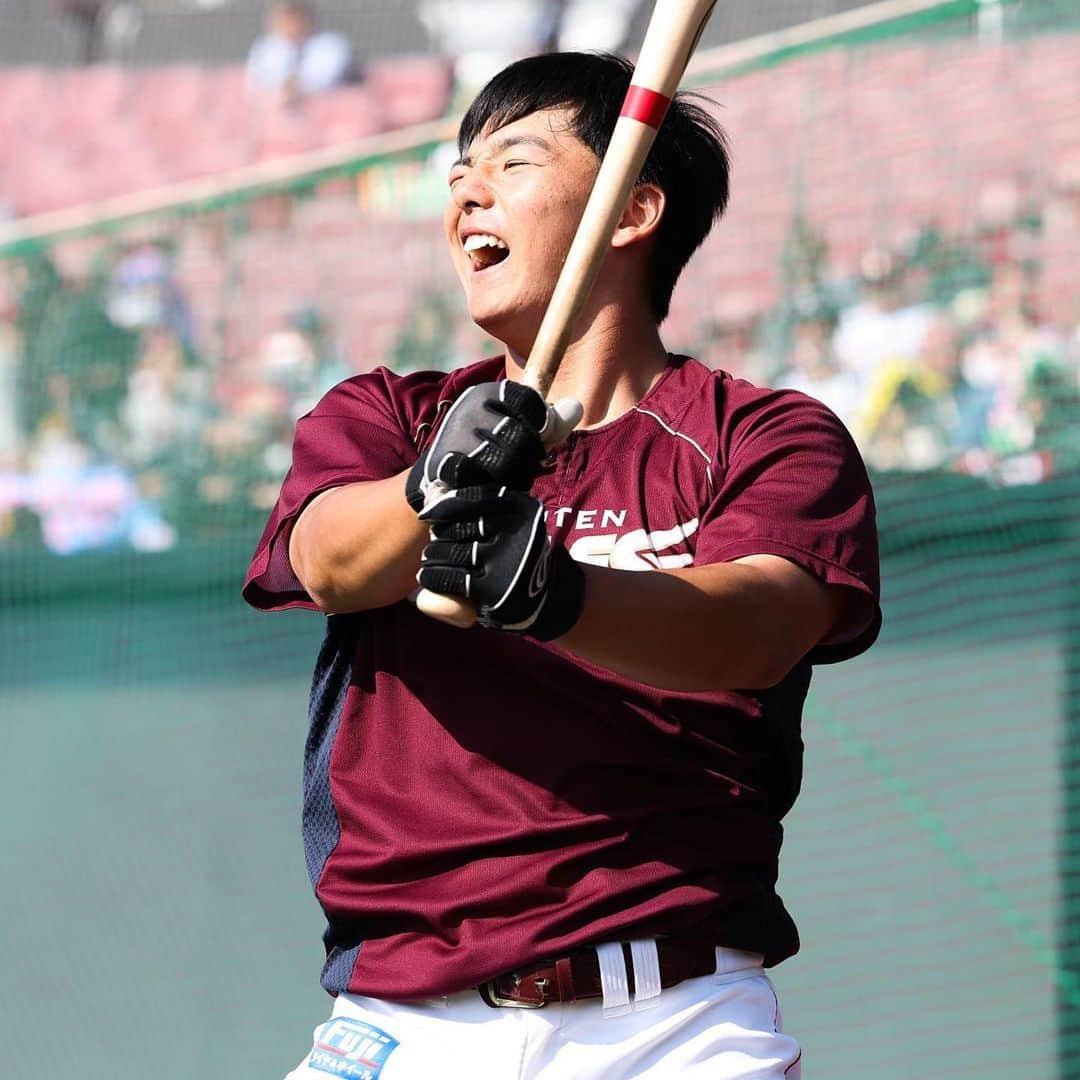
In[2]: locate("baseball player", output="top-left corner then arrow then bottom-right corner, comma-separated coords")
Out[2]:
245,51 -> 880,1080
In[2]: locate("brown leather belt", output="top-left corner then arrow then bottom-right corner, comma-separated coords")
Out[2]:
477,937 -> 720,1009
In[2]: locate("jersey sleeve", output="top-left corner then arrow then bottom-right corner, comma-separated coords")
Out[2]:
695,383 -> 881,664
242,367 -> 443,612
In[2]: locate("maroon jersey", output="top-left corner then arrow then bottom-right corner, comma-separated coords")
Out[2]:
244,354 -> 880,1000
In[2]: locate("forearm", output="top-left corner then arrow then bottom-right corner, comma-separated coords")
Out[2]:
289,469 -> 426,613
558,557 -> 840,692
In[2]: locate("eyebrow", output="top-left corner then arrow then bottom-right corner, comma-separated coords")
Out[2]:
455,134 -> 554,169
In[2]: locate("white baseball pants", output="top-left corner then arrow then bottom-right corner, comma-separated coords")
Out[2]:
285,946 -> 801,1079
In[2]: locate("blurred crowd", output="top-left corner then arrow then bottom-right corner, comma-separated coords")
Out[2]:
0,169 -> 1076,557
704,182 -> 1080,487
0,237 -> 352,554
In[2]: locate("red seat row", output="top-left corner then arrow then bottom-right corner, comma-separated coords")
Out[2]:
0,58 -> 453,216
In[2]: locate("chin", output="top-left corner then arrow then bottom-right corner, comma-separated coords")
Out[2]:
468,301 -> 538,354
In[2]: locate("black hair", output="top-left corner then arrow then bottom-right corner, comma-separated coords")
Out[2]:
457,52 -> 730,322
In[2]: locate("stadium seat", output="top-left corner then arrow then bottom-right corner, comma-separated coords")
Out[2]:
51,67 -> 132,140
203,65 -> 251,140
302,86 -> 386,145
364,55 -> 454,128
0,67 -> 53,127
6,149 -> 86,215
132,66 -> 211,124
176,138 -> 254,178
290,196 -> 367,240
250,99 -> 318,158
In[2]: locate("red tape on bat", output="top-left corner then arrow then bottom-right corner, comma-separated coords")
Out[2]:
619,84 -> 672,129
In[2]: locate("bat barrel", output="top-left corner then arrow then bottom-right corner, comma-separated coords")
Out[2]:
523,0 -> 718,397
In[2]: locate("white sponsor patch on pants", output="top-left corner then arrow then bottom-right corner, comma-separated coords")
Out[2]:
305,1017 -> 399,1080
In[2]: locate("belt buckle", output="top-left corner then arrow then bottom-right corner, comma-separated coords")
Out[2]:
479,976 -> 549,1009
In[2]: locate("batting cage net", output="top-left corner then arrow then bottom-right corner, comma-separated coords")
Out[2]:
1,1 -> 1078,1077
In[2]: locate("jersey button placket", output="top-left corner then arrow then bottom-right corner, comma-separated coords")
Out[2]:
548,431 -> 579,517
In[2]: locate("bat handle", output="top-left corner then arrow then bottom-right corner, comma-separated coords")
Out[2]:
414,397 -> 584,629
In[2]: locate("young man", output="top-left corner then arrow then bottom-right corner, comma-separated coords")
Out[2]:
245,52 -> 880,1080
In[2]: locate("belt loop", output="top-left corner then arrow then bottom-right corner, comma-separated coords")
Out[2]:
629,940 -> 662,1011
554,956 -> 576,1005
595,942 -> 632,1017
714,946 -> 765,976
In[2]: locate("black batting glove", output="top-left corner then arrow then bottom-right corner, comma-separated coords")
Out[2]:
417,485 -> 585,642
405,382 -> 548,512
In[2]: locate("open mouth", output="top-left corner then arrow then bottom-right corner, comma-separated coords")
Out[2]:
463,233 -> 510,272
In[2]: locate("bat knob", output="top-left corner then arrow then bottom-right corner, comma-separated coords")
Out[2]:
540,397 -> 584,448
415,588 -> 478,628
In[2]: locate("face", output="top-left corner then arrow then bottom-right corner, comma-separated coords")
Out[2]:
272,6 -> 311,44
443,109 -> 600,349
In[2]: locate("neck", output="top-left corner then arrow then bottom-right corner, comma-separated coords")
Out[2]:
501,298 -> 669,428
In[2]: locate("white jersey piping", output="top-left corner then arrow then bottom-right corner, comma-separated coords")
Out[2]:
632,406 -> 715,494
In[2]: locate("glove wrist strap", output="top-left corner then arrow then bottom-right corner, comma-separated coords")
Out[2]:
529,550 -> 586,642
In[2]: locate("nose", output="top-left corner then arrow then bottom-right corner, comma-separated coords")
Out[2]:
451,171 -> 495,212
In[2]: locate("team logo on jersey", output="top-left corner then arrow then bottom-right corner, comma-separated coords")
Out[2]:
307,1018 -> 399,1080
567,516 -> 699,570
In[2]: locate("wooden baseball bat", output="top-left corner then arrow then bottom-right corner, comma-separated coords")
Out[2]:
417,0 -> 719,628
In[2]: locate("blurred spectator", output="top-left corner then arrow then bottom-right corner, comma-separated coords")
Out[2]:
53,0 -> 142,63
99,1 -> 143,61
106,242 -> 195,352
0,398 -> 175,554
918,310 -> 993,457
166,303 -> 351,529
857,309 -> 992,472
191,373 -> 296,526
246,1 -> 357,105
54,0 -> 107,63
121,327 -> 206,469
963,262 -> 1066,457
423,0 -> 640,97
962,357 -> 1080,487
774,300 -> 860,431
1018,358 -> 1080,479
22,420 -> 174,554
390,288 -> 458,373
900,224 -> 990,307
695,291 -> 768,381
760,217 -> 849,376
16,253 -> 139,457
972,177 -> 1042,276
555,0 -> 641,52
832,247 -> 932,382
257,304 -> 349,417
780,216 -> 832,298
419,0 -> 569,98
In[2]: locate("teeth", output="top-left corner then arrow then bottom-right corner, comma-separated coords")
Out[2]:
463,234 -> 508,253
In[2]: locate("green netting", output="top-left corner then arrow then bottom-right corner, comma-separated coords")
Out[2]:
1,3 -> 1078,1078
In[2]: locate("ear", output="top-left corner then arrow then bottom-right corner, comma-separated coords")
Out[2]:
611,182 -> 665,250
